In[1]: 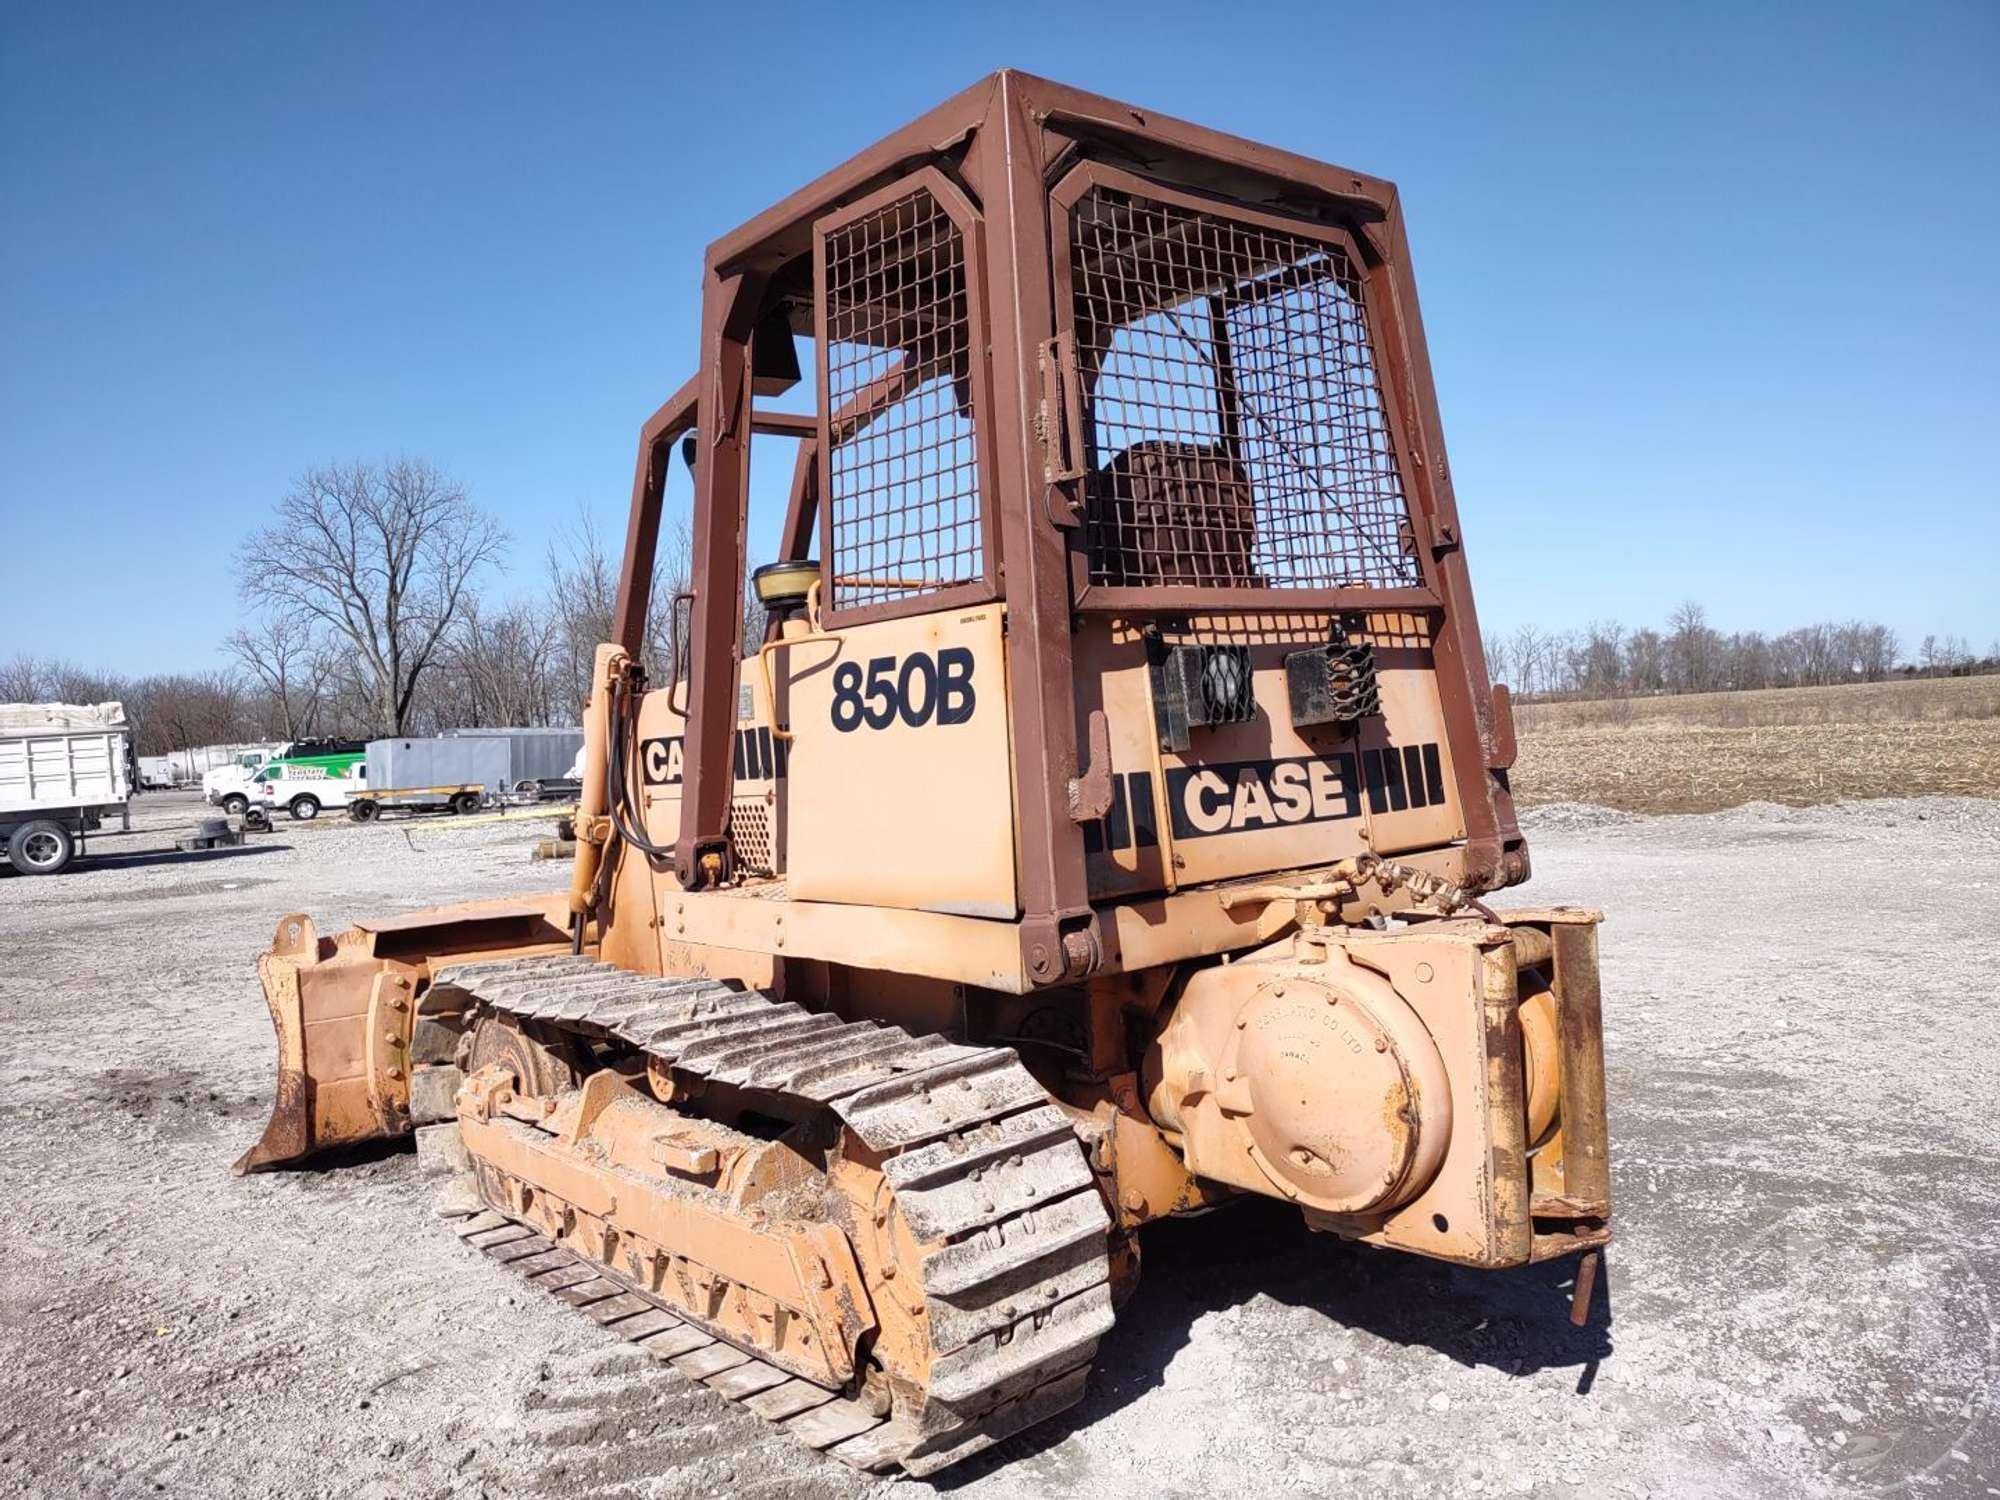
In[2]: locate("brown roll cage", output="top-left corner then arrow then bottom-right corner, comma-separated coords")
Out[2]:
606,69 -> 1521,988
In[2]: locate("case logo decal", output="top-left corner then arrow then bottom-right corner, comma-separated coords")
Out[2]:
640,727 -> 786,786
1085,742 -> 1445,851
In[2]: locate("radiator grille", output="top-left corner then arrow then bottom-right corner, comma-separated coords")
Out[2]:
820,186 -> 982,613
1067,185 -> 1422,592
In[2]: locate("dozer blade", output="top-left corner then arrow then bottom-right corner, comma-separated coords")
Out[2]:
234,899 -> 574,1174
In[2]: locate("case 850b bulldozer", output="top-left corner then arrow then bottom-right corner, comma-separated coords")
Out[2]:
235,72 -> 1611,1475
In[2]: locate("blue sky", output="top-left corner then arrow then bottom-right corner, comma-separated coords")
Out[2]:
3,1 -> 1995,673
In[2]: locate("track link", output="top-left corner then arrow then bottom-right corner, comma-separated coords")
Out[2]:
430,955 -> 1115,1475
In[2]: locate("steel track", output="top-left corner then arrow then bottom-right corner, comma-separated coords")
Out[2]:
430,955 -> 1115,1475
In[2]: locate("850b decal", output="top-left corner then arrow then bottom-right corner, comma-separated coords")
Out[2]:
635,649 -> 976,786
830,648 -> 975,732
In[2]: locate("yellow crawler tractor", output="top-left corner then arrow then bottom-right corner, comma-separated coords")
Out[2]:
235,72 -> 1611,1475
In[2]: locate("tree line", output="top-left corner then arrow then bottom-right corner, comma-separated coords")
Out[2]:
2,458 -> 720,764
5,458 -> 1993,759
1483,602 -> 1994,701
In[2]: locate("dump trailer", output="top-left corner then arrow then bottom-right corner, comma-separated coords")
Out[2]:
1,701 -> 131,874
236,72 -> 1610,1476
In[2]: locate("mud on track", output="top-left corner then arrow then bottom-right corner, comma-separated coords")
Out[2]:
2,791 -> 1995,1498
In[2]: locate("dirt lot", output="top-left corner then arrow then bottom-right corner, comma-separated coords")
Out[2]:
1514,676 -> 2000,813
3,791 -> 1996,1498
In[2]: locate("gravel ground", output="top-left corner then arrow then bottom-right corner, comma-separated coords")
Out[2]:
2,791 -> 1995,1499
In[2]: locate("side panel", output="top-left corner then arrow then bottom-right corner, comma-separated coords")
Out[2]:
619,671 -> 780,986
365,738 -> 509,792
631,688 -> 785,878
1039,150 -> 1505,900
0,729 -> 129,811
257,755 -> 367,809
782,606 -> 1017,917
1076,612 -> 1462,898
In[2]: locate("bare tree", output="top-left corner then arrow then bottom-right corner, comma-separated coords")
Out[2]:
0,654 -> 132,706
1853,622 -> 1898,682
648,512 -> 695,687
224,615 -> 334,740
1623,628 -> 1664,694
0,656 -> 37,700
544,512 -> 622,718
434,595 -> 564,730
237,459 -> 506,735
1509,623 -> 1553,699
542,506 -> 694,713
1571,620 -> 1625,698
1721,630 -> 1772,690
17,657 -> 127,704
1481,608 -> 1921,699
1799,623 -> 1842,686
123,672 -> 243,760
1665,600 -> 1723,694
1545,629 -> 1581,696
1912,636 -> 1960,676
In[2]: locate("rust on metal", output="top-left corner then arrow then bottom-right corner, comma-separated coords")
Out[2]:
233,899 -> 572,1174
1569,1248 -> 1602,1327
236,71 -> 1613,1474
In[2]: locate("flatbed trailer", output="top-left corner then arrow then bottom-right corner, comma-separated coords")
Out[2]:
346,784 -> 489,822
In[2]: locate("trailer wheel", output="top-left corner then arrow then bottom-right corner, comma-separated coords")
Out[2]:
221,793 -> 250,817
8,820 -> 75,875
451,792 -> 481,816
289,794 -> 321,822
349,800 -> 378,823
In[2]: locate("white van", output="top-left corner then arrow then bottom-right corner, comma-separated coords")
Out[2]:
250,757 -> 367,821
211,738 -> 368,815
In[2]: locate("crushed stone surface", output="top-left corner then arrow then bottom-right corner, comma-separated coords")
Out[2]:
2,791 -> 1995,1498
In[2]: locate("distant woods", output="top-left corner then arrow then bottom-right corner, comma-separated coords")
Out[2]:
4,457 -> 716,761
8,461 -> 1994,759
1483,602 -> 1993,701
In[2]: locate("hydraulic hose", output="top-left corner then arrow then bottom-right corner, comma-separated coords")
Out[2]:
573,668 -> 675,955
605,673 -> 675,862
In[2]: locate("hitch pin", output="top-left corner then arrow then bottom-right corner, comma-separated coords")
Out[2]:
1569,1249 -> 1601,1327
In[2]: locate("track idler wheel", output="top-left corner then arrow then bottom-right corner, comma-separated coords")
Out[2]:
461,1012 -> 587,1100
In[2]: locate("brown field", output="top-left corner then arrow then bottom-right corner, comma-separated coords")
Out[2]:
1511,674 -> 2000,812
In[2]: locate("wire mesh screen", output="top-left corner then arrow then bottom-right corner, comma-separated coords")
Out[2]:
1068,185 -> 1422,592
821,187 -> 983,612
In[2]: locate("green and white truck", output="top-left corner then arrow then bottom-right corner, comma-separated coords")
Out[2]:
247,748 -> 369,821
204,738 -> 365,815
